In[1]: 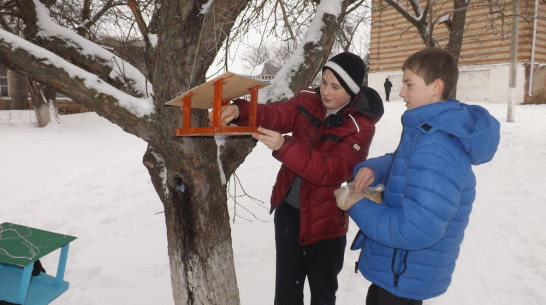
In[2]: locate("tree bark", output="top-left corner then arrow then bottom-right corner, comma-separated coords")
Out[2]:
143,144 -> 239,305
445,0 -> 469,64
144,1 -> 252,304
8,70 -> 28,110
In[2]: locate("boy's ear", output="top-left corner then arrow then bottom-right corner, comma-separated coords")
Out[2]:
432,78 -> 445,96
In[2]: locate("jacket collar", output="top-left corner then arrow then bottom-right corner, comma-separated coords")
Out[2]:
315,85 -> 384,124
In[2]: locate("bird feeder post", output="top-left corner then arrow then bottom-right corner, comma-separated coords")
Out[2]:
183,93 -> 192,129
211,78 -> 224,128
248,86 -> 259,128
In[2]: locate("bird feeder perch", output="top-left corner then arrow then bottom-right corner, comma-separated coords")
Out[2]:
166,72 -> 269,136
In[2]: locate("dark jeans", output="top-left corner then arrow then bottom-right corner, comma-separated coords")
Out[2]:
274,202 -> 346,305
366,284 -> 423,305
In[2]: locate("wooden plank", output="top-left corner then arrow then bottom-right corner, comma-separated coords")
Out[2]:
0,222 -> 77,267
175,126 -> 258,136
0,263 -> 70,305
166,72 -> 269,109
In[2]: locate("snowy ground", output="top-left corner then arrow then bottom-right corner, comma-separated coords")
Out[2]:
1,100 -> 545,305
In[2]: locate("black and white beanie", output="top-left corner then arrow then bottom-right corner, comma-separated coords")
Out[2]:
322,52 -> 366,99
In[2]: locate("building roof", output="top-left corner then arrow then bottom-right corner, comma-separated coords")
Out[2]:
247,63 -> 281,77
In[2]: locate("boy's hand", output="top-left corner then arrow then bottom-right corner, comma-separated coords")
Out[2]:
208,104 -> 240,126
252,127 -> 285,151
354,167 -> 375,192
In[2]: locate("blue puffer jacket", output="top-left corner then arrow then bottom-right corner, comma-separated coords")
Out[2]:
349,99 -> 500,300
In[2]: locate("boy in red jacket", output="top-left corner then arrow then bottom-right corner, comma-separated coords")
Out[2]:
213,52 -> 384,305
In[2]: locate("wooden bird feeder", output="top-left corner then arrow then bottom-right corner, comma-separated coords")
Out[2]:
166,72 -> 269,136
0,222 -> 77,305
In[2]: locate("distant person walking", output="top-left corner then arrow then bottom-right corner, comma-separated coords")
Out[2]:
383,78 -> 392,102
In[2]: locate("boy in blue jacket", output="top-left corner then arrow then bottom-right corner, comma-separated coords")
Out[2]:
341,47 -> 501,305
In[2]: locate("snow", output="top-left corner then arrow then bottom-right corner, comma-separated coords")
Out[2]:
148,33 -> 158,48
438,14 -> 451,24
200,0 -> 214,15
1,100 -> 545,304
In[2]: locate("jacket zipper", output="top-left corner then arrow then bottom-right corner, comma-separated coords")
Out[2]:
391,248 -> 409,288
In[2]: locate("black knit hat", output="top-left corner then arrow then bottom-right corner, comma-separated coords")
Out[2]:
322,52 -> 366,99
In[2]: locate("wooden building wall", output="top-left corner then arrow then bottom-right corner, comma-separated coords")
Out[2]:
369,0 -> 545,73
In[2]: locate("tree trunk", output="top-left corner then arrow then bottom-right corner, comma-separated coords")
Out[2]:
143,145 -> 239,305
8,70 -> 28,110
445,0 -> 468,98
143,1 -> 252,304
445,0 -> 469,64
28,80 -> 53,127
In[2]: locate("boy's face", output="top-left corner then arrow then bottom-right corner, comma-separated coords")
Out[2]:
320,69 -> 352,113
399,69 -> 442,110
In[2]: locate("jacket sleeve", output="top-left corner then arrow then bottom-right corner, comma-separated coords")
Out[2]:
353,153 -> 394,186
273,117 -> 376,186
349,132 -> 471,250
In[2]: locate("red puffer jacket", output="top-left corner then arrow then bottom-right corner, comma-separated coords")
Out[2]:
234,86 -> 383,245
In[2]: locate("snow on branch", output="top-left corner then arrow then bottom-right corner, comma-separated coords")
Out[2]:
385,0 -> 425,24
259,1 -> 342,103
200,0 -> 215,15
32,0 -> 152,97
409,0 -> 425,19
0,29 -> 154,118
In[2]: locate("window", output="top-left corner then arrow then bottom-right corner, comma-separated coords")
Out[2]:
0,65 -> 8,97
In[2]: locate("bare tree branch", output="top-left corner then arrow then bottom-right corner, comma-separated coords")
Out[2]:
0,30 -> 154,139
128,0 -> 149,45
277,0 -> 297,42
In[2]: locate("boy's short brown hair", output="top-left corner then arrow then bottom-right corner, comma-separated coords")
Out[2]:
402,48 -> 459,100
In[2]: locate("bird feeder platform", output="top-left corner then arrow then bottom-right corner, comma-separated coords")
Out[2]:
0,222 -> 76,305
166,72 -> 269,136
